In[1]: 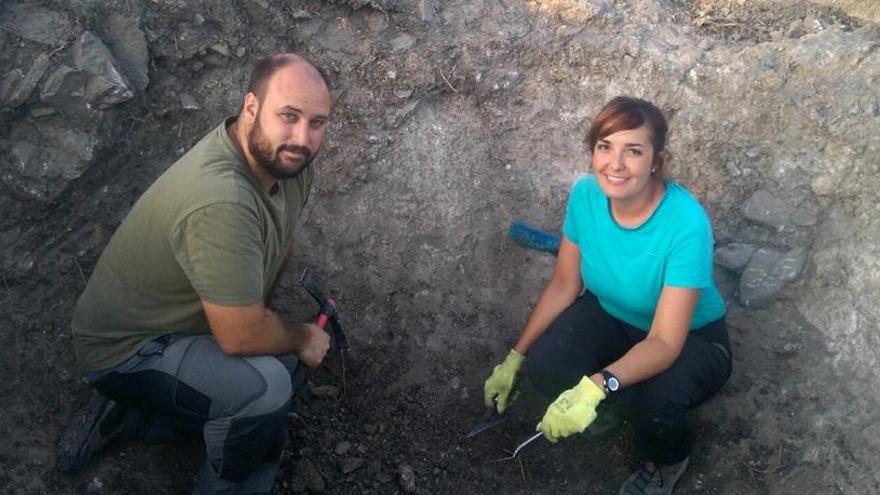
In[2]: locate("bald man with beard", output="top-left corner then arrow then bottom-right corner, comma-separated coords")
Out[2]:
58,54 -> 334,495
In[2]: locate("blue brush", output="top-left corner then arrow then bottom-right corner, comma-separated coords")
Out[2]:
508,220 -> 561,255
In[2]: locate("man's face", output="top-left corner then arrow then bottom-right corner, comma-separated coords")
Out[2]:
245,65 -> 331,181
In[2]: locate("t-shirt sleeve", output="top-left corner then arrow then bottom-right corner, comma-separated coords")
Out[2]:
562,179 -> 585,245
664,212 -> 714,289
171,203 -> 265,305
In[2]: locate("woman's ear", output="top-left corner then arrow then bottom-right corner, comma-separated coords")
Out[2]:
653,150 -> 671,174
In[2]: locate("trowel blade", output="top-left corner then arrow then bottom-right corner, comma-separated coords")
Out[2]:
466,409 -> 507,438
510,431 -> 543,458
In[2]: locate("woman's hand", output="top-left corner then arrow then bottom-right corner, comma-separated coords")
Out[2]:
536,375 -> 606,442
483,349 -> 524,413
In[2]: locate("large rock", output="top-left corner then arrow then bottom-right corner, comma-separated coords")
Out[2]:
39,64 -> 92,117
0,53 -> 51,109
100,14 -> 151,92
72,31 -> 135,109
738,246 -> 809,308
0,3 -> 74,46
741,189 -> 794,231
714,242 -> 758,273
0,121 -> 98,202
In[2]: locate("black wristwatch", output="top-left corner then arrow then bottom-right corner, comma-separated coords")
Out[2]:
600,369 -> 620,395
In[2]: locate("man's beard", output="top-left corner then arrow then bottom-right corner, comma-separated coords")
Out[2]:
247,117 -> 315,180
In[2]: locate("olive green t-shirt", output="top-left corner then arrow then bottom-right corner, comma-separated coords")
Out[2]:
72,117 -> 313,370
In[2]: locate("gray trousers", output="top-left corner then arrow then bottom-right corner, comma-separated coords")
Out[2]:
87,334 -> 301,495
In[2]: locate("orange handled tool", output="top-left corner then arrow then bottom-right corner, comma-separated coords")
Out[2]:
300,270 -> 349,351
314,297 -> 335,329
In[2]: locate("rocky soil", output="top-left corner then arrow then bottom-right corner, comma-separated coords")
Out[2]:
2,0 -> 879,494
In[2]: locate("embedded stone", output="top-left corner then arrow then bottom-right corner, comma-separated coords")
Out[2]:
1,53 -> 51,108
340,456 -> 364,474
738,246 -> 808,308
0,70 -> 24,106
40,64 -> 91,116
398,464 -> 416,493
179,93 -> 200,110
0,3 -> 73,46
714,242 -> 758,272
742,189 -> 791,230
419,0 -> 435,22
101,14 -> 151,91
72,31 -> 134,108
0,122 -> 98,202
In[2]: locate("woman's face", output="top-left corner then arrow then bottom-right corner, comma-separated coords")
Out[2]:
591,124 -> 657,206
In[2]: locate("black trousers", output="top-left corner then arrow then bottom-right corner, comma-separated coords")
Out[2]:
524,292 -> 732,464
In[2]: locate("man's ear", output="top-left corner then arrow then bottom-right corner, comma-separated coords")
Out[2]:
242,92 -> 260,124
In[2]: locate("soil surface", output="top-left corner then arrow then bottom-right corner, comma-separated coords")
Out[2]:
2,0 -> 878,494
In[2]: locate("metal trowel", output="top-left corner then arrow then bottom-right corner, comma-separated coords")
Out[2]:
466,409 -> 507,438
507,431 -> 543,459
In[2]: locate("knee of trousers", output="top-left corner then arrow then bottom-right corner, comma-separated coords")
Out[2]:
629,383 -> 689,432
523,338 -> 575,400
239,357 -> 292,418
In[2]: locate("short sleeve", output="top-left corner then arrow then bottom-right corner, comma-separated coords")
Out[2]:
664,214 -> 714,289
171,203 -> 265,305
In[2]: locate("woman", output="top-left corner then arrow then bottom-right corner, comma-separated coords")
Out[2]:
483,97 -> 732,495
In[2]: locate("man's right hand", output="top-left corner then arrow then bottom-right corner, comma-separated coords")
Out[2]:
483,349 -> 525,413
295,323 -> 331,368
203,300 -> 331,360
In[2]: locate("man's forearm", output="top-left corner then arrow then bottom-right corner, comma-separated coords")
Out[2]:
203,299 -> 309,357
236,307 -> 308,356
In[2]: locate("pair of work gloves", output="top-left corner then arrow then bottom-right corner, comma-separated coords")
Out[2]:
483,350 -> 606,442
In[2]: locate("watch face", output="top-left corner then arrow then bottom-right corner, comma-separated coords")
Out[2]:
607,376 -> 620,392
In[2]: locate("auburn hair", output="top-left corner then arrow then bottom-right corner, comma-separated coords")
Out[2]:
585,96 -> 669,168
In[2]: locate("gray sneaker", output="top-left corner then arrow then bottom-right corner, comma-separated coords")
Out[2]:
56,393 -> 127,474
618,457 -> 689,495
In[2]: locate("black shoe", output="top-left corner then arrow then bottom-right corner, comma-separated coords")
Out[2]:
56,393 -> 127,474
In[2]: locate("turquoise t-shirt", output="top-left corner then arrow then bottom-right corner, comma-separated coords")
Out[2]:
562,174 -> 725,331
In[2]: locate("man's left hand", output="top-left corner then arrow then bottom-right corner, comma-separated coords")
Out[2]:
536,375 -> 605,442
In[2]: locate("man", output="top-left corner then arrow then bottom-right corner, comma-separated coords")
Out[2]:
57,53 -> 333,495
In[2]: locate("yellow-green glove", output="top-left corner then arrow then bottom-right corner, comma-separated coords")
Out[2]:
536,375 -> 606,442
483,350 -> 524,413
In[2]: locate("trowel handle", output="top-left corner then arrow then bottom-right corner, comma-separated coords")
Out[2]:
314,298 -> 336,329
315,313 -> 329,329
